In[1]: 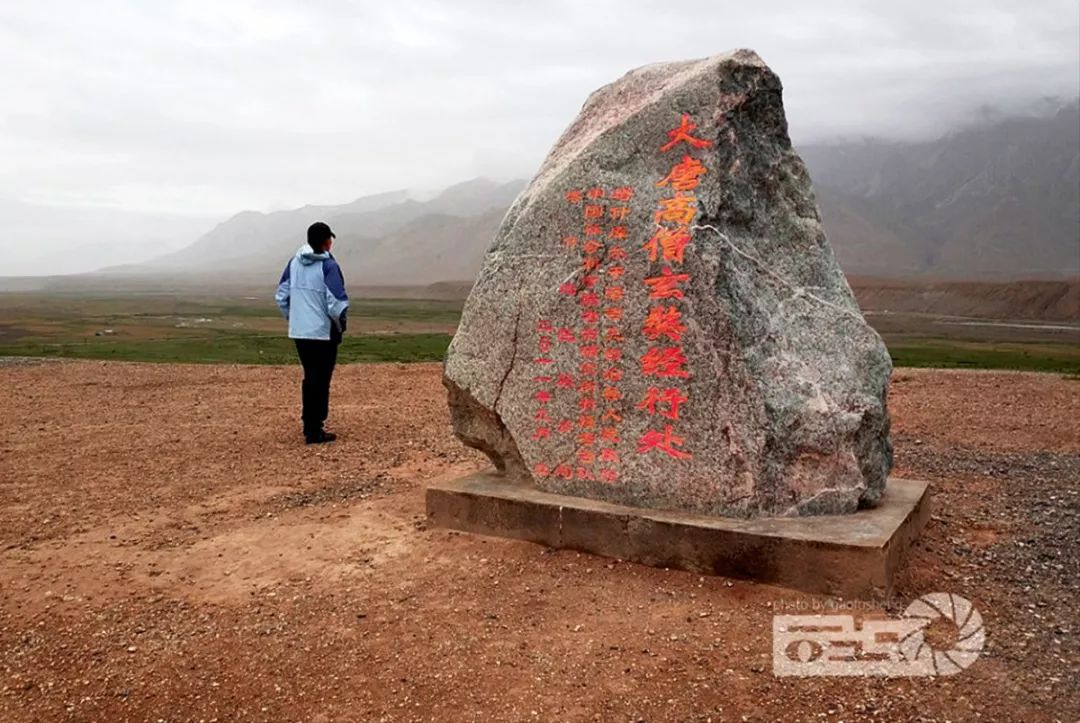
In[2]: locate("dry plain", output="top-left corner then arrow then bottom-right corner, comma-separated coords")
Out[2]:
1,360 -> 1077,721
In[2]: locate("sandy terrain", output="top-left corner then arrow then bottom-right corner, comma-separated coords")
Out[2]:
1,360 -> 1077,722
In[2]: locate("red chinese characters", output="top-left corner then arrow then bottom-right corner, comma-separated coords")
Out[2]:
561,129 -> 708,474
531,313 -> 582,477
636,386 -> 688,420
659,114 -> 713,153
560,184 -> 635,484
637,424 -> 691,459
640,346 -> 690,378
644,226 -> 691,264
642,305 -> 686,341
637,114 -> 711,461
531,318 -> 555,476
644,266 -> 690,299
657,154 -> 708,191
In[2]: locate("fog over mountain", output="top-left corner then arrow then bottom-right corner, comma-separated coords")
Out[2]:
82,102 -> 1075,286
1,1 -> 1077,276
803,99 -> 1080,280
0,199 -> 217,275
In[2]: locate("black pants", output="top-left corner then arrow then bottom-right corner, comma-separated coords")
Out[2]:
294,339 -> 339,436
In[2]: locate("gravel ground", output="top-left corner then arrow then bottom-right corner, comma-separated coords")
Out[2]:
0,362 -> 1077,722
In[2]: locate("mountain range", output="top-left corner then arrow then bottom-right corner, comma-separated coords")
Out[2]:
802,99 -> 1079,280
75,100 -> 1080,287
131,179 -> 524,286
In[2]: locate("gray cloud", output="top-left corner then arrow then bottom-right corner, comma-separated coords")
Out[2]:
1,0 -> 1077,273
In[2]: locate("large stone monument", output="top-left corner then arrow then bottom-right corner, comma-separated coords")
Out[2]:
429,50 -> 927,597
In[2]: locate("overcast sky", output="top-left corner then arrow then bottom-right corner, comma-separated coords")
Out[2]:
1,0 -> 1078,274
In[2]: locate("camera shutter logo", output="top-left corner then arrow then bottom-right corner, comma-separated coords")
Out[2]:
773,593 -> 986,677
898,593 -> 985,676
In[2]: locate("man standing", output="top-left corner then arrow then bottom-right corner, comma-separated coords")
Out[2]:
275,221 -> 349,444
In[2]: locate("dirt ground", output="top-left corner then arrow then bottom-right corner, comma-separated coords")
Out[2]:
1,360 -> 1077,722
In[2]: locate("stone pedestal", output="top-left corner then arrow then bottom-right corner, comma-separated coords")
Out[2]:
427,473 -> 929,599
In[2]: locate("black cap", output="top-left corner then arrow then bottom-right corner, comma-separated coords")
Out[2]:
307,221 -> 336,249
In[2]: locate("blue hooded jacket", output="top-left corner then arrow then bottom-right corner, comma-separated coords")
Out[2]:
275,244 -> 349,341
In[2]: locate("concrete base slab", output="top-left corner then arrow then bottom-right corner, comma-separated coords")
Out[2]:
427,473 -> 930,599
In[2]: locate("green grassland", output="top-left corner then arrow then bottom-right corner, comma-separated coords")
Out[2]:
887,340 -> 1080,375
1,331 -> 453,365
1,292 -> 1077,373
0,292 -> 458,364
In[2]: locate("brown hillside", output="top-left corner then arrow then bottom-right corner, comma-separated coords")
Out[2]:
850,277 -> 1080,322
